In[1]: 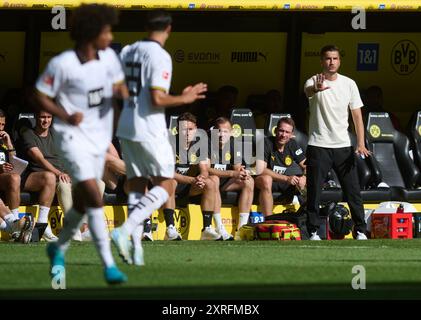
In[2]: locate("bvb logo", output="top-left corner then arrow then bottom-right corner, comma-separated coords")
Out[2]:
232,124 -> 242,138
370,124 -> 381,138
271,126 -> 277,136
190,153 -> 197,163
176,208 -> 190,237
418,125 -> 421,137
391,40 -> 419,75
284,155 -> 293,166
171,126 -> 178,135
225,152 -> 231,161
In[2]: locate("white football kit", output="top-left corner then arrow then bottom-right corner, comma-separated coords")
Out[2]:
117,39 -> 175,179
36,48 -> 125,182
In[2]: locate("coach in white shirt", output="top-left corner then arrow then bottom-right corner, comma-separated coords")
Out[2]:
304,44 -> 371,241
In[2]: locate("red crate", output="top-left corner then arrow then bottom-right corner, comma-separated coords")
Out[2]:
371,213 -> 413,239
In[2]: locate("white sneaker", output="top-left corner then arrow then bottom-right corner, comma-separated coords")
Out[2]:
42,225 -> 58,242
142,231 -> 153,241
356,231 -> 368,240
218,228 -> 234,241
201,226 -> 223,240
72,229 -> 82,242
165,225 -> 182,241
81,229 -> 92,241
309,232 -> 321,241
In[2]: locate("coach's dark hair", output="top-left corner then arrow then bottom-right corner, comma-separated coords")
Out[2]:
70,4 -> 118,44
145,10 -> 172,32
177,112 -> 197,125
214,117 -> 231,128
276,117 -> 295,131
0,109 -> 6,118
320,44 -> 340,59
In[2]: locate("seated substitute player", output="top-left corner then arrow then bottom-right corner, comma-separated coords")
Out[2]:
208,117 -> 254,240
0,109 -> 22,222
170,112 -> 223,240
17,110 -> 93,242
255,117 -> 306,216
34,4 -> 127,284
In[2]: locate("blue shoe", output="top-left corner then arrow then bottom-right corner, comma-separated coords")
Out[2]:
46,242 -> 65,276
110,228 -> 133,264
104,265 -> 127,285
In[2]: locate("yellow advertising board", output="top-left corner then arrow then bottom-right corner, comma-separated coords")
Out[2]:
39,31 -> 287,106
2,0 -> 421,10
301,32 -> 421,128
0,32 -> 25,88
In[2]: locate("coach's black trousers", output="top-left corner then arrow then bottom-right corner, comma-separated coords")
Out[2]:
306,146 -> 367,234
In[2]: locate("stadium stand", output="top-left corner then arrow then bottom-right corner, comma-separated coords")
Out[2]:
366,112 -> 421,202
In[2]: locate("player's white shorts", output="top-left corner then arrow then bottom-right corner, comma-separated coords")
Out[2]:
120,138 -> 175,179
53,130 -> 106,183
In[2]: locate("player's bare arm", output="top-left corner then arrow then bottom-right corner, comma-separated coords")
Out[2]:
174,172 -> 196,185
351,108 -> 371,158
150,82 -> 207,108
198,161 -> 210,179
27,147 -> 62,177
262,166 -> 299,185
34,91 -> 83,126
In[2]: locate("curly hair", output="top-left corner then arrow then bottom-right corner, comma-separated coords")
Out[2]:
70,4 -> 118,44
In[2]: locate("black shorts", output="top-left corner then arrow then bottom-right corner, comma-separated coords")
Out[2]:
219,177 -> 231,190
20,169 -> 32,191
175,183 -> 191,199
272,181 -> 291,193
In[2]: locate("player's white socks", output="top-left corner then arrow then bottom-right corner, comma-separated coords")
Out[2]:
87,207 -> 114,268
213,212 -> 223,232
132,224 -> 144,250
122,186 -> 169,235
238,212 -> 250,229
38,206 -> 50,224
0,220 -> 7,230
128,193 -> 144,249
3,213 -> 16,233
11,208 -> 20,220
56,208 -> 85,253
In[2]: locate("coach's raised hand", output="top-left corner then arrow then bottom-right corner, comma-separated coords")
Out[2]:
314,73 -> 330,92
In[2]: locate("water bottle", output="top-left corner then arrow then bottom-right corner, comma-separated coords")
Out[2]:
249,212 -> 264,224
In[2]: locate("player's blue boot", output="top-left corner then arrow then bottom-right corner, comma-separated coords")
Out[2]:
104,265 -> 127,285
46,242 -> 65,275
110,227 -> 133,264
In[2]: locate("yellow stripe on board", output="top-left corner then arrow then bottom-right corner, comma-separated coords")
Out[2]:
1,202 -> 420,241
1,0 -> 421,10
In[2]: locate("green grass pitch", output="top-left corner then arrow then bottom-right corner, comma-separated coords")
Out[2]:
1,240 -> 421,299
